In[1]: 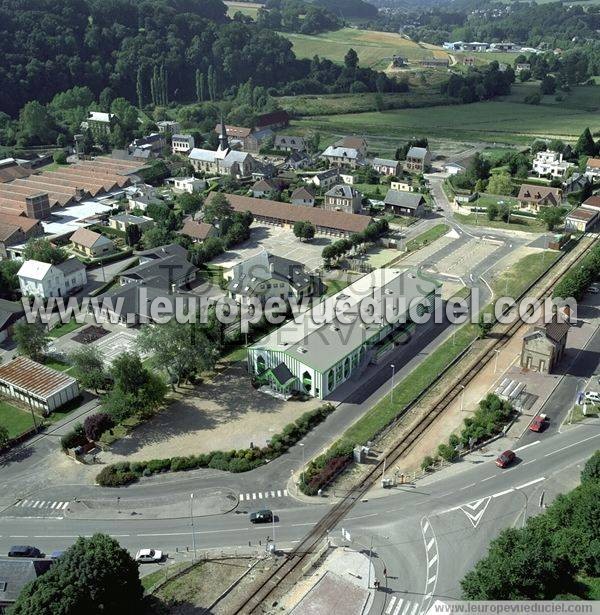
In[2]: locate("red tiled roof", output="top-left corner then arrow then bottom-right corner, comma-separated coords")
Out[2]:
586,158 -> 600,169
180,220 -> 215,240
207,193 -> 372,234
215,124 -> 253,139
583,196 -> 600,209
517,184 -> 561,205
0,356 -> 77,399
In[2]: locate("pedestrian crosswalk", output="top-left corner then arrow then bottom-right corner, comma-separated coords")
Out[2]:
385,596 -> 422,615
239,489 -> 288,502
15,499 -> 70,512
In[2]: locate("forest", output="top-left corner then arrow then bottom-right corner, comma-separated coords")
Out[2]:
0,0 -> 400,119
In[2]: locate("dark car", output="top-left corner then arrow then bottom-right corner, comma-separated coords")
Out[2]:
495,450 -> 516,468
8,545 -> 42,558
50,550 -> 65,560
250,509 -> 273,524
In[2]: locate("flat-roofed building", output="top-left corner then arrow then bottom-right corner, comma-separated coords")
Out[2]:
248,268 -> 440,399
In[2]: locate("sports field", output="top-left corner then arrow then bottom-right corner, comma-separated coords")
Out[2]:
280,28 -> 448,70
294,87 -> 599,145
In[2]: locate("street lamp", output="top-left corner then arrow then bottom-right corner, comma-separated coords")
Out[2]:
460,385 -> 466,412
299,442 -> 305,470
494,349 -> 501,374
390,364 -> 395,404
190,493 -> 197,561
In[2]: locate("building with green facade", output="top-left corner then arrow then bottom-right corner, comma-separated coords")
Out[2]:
247,268 -> 440,399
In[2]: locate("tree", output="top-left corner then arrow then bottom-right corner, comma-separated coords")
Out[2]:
487,172 -> 513,196
575,127 -> 596,157
203,193 -> 233,225
111,352 -> 148,396
477,312 -> 493,338
178,192 -> 204,215
125,224 -> 142,247
0,259 -> 21,299
142,226 -> 174,249
486,202 -> 498,221
11,534 -> 143,614
23,238 -> 66,265
53,150 -> 67,165
83,413 -> 114,441
136,321 -> 218,390
538,207 -> 563,231
69,346 -> 107,393
581,450 -> 600,483
293,220 -> 315,242
344,48 -> 359,70
18,101 -> 56,145
0,424 -> 9,449
14,321 -> 49,361
540,75 -> 556,95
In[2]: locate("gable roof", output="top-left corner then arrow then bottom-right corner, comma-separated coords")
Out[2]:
524,317 -> 569,345
70,227 -> 112,249
0,299 -> 24,332
17,259 -> 53,280
252,178 -> 279,193
255,110 -> 290,129
214,124 -> 253,139
384,189 -> 425,209
325,184 -> 360,199
517,184 -> 561,205
0,558 -> 53,604
322,146 -> 361,160
55,257 -> 85,276
586,158 -> 600,169
583,196 -> 600,209
137,243 -> 188,261
335,136 -> 367,150
180,219 -> 215,241
120,254 -> 196,289
206,192 -> 372,235
291,186 -> 315,200
406,147 -> 429,159
372,158 -> 399,168
0,356 -> 77,398
274,135 -> 306,150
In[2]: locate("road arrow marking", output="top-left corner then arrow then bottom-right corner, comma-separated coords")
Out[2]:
459,496 -> 491,528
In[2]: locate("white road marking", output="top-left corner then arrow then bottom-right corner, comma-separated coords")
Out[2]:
276,490 -> 282,497
409,602 -> 420,615
245,494 -> 250,500
428,554 -> 438,568
459,482 -> 476,490
252,493 -> 256,500
492,488 -> 514,498
423,520 -> 430,533
61,502 -> 69,510
258,493 -> 263,499
271,491 -> 275,497
426,538 -> 435,551
386,596 -> 397,614
32,501 -> 40,508
284,489 -> 288,496
427,575 -> 436,585
239,494 -> 244,501
514,440 -> 540,453
460,496 -> 492,528
544,433 -> 600,457
515,477 -> 545,490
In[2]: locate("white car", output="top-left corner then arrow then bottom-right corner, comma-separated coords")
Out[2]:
584,391 -> 600,404
135,548 -> 163,563
587,287 -> 599,294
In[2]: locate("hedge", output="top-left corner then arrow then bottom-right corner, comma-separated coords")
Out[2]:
96,403 -> 336,487
60,423 -> 86,452
299,438 -> 354,495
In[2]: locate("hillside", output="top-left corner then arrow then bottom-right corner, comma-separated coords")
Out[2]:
314,0 -> 378,18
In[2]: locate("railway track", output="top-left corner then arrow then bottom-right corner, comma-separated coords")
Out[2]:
231,233 -> 598,614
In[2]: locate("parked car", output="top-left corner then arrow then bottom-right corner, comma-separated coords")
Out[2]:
584,391 -> 600,404
250,510 -> 273,524
50,550 -> 65,560
495,450 -> 516,468
529,414 -> 548,432
587,286 -> 599,294
8,545 -> 42,558
135,549 -> 163,563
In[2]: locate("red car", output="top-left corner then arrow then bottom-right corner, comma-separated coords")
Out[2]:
495,450 -> 516,468
529,414 -> 548,432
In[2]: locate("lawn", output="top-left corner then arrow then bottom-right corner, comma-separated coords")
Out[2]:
406,223 -> 449,252
294,90 -> 599,145
48,319 -> 84,339
0,400 -> 36,439
325,276 -> 352,296
280,28 -> 447,70
492,251 -> 561,299
43,359 -> 75,374
454,211 -> 547,233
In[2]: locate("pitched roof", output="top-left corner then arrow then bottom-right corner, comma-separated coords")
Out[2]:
406,147 -> 429,159
372,158 -> 399,167
137,243 -> 188,260
583,196 -> 600,209
322,146 -> 361,160
268,362 -> 295,386
252,178 -> 279,193
255,110 -> 290,129
214,124 -> 253,139
566,206 -> 597,221
17,260 -> 53,280
274,135 -> 306,150
0,356 -> 77,398
180,219 -> 215,241
88,111 -> 115,123
335,136 -> 367,150
70,227 -> 112,249
325,184 -> 360,199
524,316 -> 569,345
0,213 -> 41,233
55,257 -> 86,276
384,189 -> 425,209
0,558 -> 53,604
586,158 -> 600,169
291,186 -> 315,200
206,192 -> 371,235
517,184 -> 561,205
120,254 -> 196,289
0,299 -> 24,331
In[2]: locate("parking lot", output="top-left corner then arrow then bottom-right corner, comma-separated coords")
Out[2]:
210,224 -> 333,272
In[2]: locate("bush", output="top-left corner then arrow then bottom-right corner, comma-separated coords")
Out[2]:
96,465 -> 138,487
438,443 -> 458,462
84,413 -> 114,441
421,455 -> 434,471
146,458 -> 170,474
60,423 -> 86,451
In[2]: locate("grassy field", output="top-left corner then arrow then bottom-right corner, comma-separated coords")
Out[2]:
224,1 -> 260,18
0,401 -> 36,439
454,211 -> 547,233
294,89 -> 598,145
406,224 -> 450,252
325,276 -> 352,296
48,319 -> 83,338
280,28 -> 448,70
492,251 -> 561,298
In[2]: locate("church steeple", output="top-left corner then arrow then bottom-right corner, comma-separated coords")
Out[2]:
218,115 -> 229,152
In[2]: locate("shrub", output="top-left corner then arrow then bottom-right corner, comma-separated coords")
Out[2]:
83,413 -> 114,441
208,455 -> 231,471
60,423 -> 86,451
228,458 -> 252,473
96,465 -> 138,487
438,443 -> 458,462
147,459 -> 170,474
421,456 -> 434,471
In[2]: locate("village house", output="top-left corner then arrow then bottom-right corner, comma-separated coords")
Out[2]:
564,206 -> 598,233
213,123 -> 274,153
372,158 -> 400,176
405,147 -> 431,173
321,145 -> 364,169
584,158 -> 600,182
18,257 -> 87,298
335,136 -> 368,157
251,178 -> 281,198
390,180 -> 414,192
0,213 -> 43,259
520,317 -> 569,374
384,189 -> 426,217
0,299 -> 25,344
284,150 -> 311,170
532,150 -> 574,179
226,251 -> 321,307
129,133 -> 165,157
109,214 -> 154,233
156,120 -> 181,135
81,111 -> 118,140
302,169 -> 339,190
171,134 -> 195,155
255,110 -> 290,131
514,63 -> 531,74
274,135 -> 306,153
517,184 -> 562,211
324,184 -> 363,214
69,227 -> 115,258
169,176 -> 206,193
291,186 -> 316,207
563,173 -> 589,195
179,219 -> 217,244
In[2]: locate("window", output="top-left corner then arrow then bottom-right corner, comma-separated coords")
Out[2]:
327,370 -> 335,391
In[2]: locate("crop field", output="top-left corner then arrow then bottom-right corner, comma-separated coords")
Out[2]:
280,28 -> 448,70
294,90 -> 599,145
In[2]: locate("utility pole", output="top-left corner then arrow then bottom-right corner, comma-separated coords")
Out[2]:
190,493 -> 197,560
460,385 -> 466,412
494,349 -> 500,374
390,364 -> 395,404
367,535 -> 374,589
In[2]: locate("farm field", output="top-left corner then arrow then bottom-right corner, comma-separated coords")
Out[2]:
293,93 -> 599,145
280,28 -> 448,70
224,1 -> 261,18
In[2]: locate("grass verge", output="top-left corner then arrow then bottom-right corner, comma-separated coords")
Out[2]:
48,319 -> 84,338
454,212 -> 547,233
492,251 -> 561,299
0,401 -> 36,439
406,223 -> 449,252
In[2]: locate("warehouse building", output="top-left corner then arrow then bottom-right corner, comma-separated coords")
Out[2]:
247,268 -> 440,399
0,356 -> 80,414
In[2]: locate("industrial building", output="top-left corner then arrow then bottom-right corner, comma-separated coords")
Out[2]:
247,268 -> 440,399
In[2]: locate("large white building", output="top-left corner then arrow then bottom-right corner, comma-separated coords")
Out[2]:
248,268 -> 440,399
532,150 -> 574,179
18,258 -> 87,299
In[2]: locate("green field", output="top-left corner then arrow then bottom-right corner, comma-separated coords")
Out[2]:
406,224 -> 450,252
280,28 -> 448,70
294,88 -> 599,145
224,1 -> 260,18
0,401 -> 36,439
